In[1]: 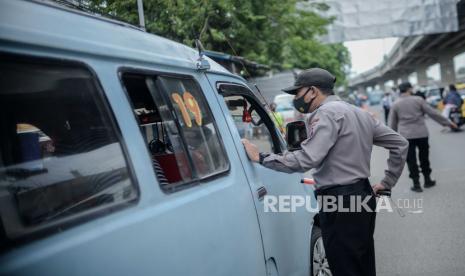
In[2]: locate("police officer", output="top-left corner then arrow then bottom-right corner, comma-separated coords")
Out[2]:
242,68 -> 409,276
388,82 -> 457,192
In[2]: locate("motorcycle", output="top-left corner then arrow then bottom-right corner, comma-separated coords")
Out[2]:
449,105 -> 464,131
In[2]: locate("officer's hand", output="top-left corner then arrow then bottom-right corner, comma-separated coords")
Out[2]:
372,183 -> 386,195
242,139 -> 260,162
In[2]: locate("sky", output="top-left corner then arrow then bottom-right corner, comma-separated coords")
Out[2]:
344,38 -> 465,83
344,37 -> 398,76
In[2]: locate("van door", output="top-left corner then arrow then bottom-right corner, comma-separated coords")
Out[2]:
206,74 -> 317,276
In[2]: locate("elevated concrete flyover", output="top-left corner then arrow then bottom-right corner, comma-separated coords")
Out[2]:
349,0 -> 465,92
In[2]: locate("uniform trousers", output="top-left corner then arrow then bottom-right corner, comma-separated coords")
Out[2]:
315,179 -> 377,276
383,107 -> 390,124
406,137 -> 431,180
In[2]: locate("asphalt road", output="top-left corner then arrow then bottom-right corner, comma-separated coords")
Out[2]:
368,105 -> 465,276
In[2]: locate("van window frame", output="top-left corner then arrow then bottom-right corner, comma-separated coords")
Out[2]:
217,82 -> 284,154
0,52 -> 140,249
117,67 -> 231,193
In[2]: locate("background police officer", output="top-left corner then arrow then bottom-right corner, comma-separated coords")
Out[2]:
388,82 -> 457,192
242,68 -> 409,276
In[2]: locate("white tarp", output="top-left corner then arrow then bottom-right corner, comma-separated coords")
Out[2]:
306,0 -> 459,43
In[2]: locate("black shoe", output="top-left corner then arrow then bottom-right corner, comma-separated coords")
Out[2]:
411,186 -> 423,192
411,178 -> 422,192
424,176 -> 436,188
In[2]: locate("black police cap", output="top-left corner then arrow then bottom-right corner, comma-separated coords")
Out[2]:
282,68 -> 336,95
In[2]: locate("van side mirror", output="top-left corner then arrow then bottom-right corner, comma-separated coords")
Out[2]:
286,121 -> 307,151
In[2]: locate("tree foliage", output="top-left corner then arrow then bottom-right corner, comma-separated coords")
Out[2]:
87,0 -> 350,84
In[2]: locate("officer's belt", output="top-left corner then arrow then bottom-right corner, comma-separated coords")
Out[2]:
314,178 -> 371,196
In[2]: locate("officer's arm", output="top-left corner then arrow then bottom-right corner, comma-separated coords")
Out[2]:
373,118 -> 409,189
420,99 -> 451,126
261,112 -> 340,173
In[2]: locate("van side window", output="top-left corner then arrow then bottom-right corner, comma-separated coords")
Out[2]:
121,73 -> 228,192
218,84 -> 283,154
0,55 -> 137,246
224,95 -> 274,153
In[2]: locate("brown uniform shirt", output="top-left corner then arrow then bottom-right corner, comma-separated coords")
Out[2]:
388,94 -> 451,139
262,96 -> 408,189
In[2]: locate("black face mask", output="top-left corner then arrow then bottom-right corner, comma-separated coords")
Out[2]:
293,88 -> 315,114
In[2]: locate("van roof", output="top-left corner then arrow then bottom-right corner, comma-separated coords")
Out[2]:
0,0 -> 235,76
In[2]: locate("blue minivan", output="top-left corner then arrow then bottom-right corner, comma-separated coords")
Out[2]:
0,1 -> 326,275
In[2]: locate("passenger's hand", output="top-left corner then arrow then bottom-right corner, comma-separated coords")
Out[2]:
241,139 -> 260,162
372,183 -> 386,195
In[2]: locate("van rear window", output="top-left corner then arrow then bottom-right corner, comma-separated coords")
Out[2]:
0,55 -> 137,248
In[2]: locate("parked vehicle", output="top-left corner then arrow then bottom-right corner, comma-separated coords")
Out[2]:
273,93 -> 303,124
367,90 -> 383,105
0,1 -> 323,276
425,87 -> 444,108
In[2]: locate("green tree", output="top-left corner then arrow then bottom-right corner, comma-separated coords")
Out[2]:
86,0 -> 350,85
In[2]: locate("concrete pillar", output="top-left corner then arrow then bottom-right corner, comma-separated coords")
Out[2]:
392,76 -> 401,85
439,54 -> 456,86
417,66 -> 428,86
357,86 -> 365,94
377,81 -> 386,92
